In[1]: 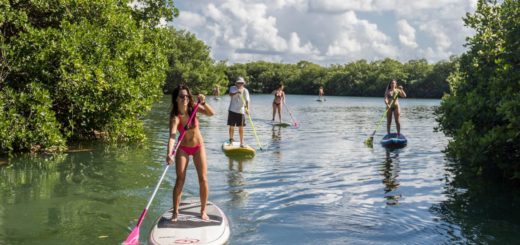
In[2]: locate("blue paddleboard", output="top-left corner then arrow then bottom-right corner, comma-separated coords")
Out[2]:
381,133 -> 407,148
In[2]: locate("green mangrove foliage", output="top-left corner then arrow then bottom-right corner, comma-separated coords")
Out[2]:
0,83 -> 65,153
0,0 -> 177,153
436,0 -> 520,182
160,28 -> 228,94
225,58 -> 456,97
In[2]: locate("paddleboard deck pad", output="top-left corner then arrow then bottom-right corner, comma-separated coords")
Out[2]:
148,201 -> 230,245
222,141 -> 255,156
381,133 -> 407,148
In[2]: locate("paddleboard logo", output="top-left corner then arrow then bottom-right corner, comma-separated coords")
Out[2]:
174,238 -> 200,244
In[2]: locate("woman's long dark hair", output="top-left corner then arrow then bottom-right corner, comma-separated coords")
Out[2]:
171,84 -> 195,127
386,79 -> 397,91
386,79 -> 397,94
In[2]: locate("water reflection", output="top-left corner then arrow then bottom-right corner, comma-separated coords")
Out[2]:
381,149 -> 402,206
431,166 -> 520,244
227,156 -> 251,208
0,157 -> 8,166
270,126 -> 282,161
0,145 -> 157,245
271,126 -> 282,141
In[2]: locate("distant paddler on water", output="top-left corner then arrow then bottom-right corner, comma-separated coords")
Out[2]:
317,85 -> 326,101
271,83 -> 286,124
212,85 -> 221,100
365,79 -> 406,147
224,77 -> 257,155
226,77 -> 249,148
384,79 -> 406,136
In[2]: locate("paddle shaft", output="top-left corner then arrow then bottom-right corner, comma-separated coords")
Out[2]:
239,94 -> 262,149
129,102 -> 200,230
370,93 -> 399,137
283,100 -> 298,127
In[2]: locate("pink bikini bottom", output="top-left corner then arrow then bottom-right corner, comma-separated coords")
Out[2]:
179,145 -> 201,156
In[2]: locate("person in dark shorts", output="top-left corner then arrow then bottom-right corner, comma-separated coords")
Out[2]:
227,77 -> 250,147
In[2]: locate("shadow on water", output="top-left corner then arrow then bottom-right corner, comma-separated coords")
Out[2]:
430,161 -> 520,244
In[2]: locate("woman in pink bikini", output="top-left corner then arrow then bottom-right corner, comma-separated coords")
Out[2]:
272,84 -> 285,123
166,84 -> 214,222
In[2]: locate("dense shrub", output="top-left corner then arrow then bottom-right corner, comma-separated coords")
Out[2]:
0,83 -> 65,153
0,0 -> 177,152
436,0 -> 520,182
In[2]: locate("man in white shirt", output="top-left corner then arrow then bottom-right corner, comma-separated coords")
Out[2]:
227,77 -> 250,147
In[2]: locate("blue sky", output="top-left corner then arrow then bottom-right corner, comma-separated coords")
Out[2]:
170,0 -> 477,65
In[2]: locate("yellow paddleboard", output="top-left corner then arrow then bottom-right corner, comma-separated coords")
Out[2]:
222,141 -> 255,156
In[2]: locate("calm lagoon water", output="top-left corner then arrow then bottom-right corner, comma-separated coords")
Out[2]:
1,94 -> 519,244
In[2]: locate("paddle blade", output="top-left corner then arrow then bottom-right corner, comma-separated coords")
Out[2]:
123,227 -> 140,245
364,136 -> 374,147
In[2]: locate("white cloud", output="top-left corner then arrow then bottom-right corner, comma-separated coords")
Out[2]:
171,0 -> 477,64
288,32 -> 319,54
419,21 -> 452,51
206,4 -> 226,23
308,0 -> 374,13
176,11 -> 206,28
326,11 -> 396,60
397,20 -> 418,49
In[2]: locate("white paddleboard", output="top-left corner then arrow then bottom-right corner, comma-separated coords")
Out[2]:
148,200 -> 230,245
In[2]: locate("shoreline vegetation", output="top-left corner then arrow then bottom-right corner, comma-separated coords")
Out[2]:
1,1 -> 518,185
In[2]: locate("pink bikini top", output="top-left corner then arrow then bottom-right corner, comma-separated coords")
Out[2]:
177,115 -> 198,134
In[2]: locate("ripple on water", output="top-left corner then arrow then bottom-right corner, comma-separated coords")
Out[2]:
0,95 -> 489,245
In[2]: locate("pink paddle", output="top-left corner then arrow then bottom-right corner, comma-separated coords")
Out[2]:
123,102 -> 200,245
283,100 -> 299,128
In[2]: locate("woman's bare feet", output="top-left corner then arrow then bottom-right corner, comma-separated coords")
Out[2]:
201,211 -> 209,220
171,210 -> 179,222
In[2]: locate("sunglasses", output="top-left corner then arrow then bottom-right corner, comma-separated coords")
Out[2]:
178,95 -> 190,99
